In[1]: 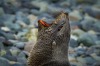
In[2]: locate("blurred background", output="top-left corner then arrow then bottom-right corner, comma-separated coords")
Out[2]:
0,0 -> 100,66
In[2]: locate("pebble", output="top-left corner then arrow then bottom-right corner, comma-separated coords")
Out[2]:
75,44 -> 87,56
11,62 -> 26,66
69,10 -> 82,22
0,7 -> 5,16
0,0 -> 99,66
77,33 -> 97,47
0,42 -> 5,49
17,52 -> 27,64
9,47 -> 21,56
0,57 -> 10,66
69,38 -> 78,48
80,19 -> 100,32
15,42 -> 25,49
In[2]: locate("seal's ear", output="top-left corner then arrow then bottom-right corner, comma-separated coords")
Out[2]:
38,20 -> 51,31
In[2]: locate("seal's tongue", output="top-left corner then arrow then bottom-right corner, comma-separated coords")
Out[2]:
38,20 -> 51,27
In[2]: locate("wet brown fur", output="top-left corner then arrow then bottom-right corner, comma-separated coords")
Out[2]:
27,12 -> 71,66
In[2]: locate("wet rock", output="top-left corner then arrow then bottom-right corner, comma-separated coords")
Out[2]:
15,11 -> 30,25
17,52 -> 27,64
15,42 -> 25,49
1,50 -> 17,61
82,6 -> 100,19
96,33 -> 100,40
86,45 -> 100,55
90,53 -> 100,61
25,28 -> 38,42
0,42 -> 5,49
9,47 -> 21,56
1,27 -> 11,32
30,8 -> 38,14
0,57 -> 10,66
70,38 -> 78,48
47,5 -> 68,16
71,29 -> 85,37
0,50 -> 6,56
3,40 -> 14,46
76,0 -> 97,4
80,19 -> 100,32
69,10 -> 82,22
76,57 -> 87,64
0,7 -> 5,16
11,62 -> 25,66
77,33 -> 97,47
75,44 -> 87,56
93,62 -> 100,66
31,1 -> 48,12
84,56 -> 96,65
2,1 -> 19,14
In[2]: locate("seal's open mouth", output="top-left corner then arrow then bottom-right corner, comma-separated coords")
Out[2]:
38,12 -> 68,33
38,19 -> 64,31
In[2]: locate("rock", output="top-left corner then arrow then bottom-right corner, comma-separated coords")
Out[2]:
11,62 -> 26,66
25,28 -> 38,42
76,0 -> 96,4
3,40 -> 14,46
69,10 -> 82,22
39,2 -> 48,12
77,33 -> 97,47
59,1 -> 70,7
0,57 -> 10,66
82,6 -> 100,19
16,30 -> 28,39
17,52 -> 27,64
0,7 -> 5,16
76,57 -> 87,64
71,29 -> 85,37
47,5 -> 66,16
95,41 -> 100,45
71,34 -> 78,41
86,45 -> 100,55
9,47 -> 21,56
75,44 -> 87,56
9,23 -> 21,32
15,42 -> 25,49
90,53 -> 100,61
2,50 -> 17,61
22,51 -> 29,58
1,27 -> 11,32
15,11 -> 30,25
31,1 -> 48,12
84,57 -> 96,65
0,42 -> 5,49
2,2 -> 19,14
3,14 -> 15,26
69,38 -> 78,48
30,9 -> 40,15
0,28 -> 15,40
0,50 -> 6,56
80,19 -> 100,32
96,33 -> 100,40
93,62 -> 100,66
27,14 -> 37,24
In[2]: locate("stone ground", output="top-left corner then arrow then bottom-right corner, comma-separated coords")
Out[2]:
0,0 -> 100,66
